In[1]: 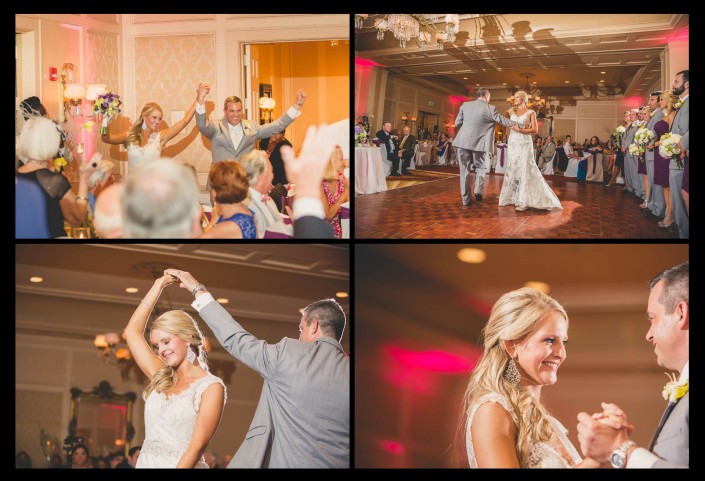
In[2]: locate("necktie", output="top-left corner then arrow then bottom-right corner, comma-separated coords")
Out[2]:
400,136 -> 408,149
648,402 -> 676,451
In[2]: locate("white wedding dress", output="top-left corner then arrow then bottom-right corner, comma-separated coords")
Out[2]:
136,372 -> 226,468
466,392 -> 582,468
127,132 -> 162,171
498,110 -> 562,210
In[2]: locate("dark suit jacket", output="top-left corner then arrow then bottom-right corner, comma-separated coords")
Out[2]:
398,135 -> 417,161
375,129 -> 396,160
294,216 -> 334,239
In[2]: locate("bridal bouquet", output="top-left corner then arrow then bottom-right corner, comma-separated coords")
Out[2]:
628,143 -> 641,156
658,133 -> 683,167
92,92 -> 123,135
634,127 -> 655,147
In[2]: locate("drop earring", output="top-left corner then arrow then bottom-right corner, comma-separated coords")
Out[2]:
504,356 -> 521,386
186,347 -> 196,364
141,119 -> 147,130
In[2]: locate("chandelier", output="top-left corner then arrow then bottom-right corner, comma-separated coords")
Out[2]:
355,14 -> 467,49
507,73 -> 546,111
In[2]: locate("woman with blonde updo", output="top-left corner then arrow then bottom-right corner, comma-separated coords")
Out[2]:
124,272 -> 225,468
460,287 -> 608,468
499,91 -> 562,211
101,83 -> 209,171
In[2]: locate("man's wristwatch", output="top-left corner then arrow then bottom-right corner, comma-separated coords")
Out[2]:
610,440 -> 636,469
191,283 -> 207,297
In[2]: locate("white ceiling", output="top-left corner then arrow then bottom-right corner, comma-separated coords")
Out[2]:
355,14 -> 688,101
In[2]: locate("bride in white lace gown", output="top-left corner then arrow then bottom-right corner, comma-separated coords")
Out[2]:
499,91 -> 562,211
125,272 -> 226,468
101,82 -> 208,172
461,287 -> 598,468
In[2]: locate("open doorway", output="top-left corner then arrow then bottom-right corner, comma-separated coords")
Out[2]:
242,39 -> 349,153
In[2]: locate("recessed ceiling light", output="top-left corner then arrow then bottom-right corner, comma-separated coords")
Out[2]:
125,287 -> 139,293
502,82 -> 507,85
457,248 -> 486,264
298,308 -> 305,314
524,281 -> 550,294
600,71 -> 606,74
600,79 -> 605,82
476,83 -> 480,86
216,298 -> 229,304
30,276 -> 43,283
336,292 -> 349,298
463,77 -> 468,79
564,80 -> 570,84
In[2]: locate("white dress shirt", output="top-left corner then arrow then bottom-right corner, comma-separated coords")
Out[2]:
627,361 -> 689,468
191,291 -> 216,312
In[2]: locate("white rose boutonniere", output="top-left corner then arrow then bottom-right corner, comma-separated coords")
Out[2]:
674,99 -> 684,110
662,372 -> 689,403
242,120 -> 252,135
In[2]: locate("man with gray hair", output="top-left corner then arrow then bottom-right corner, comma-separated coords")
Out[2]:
122,158 -> 202,238
453,87 -> 523,205
239,150 -> 293,238
538,134 -> 556,171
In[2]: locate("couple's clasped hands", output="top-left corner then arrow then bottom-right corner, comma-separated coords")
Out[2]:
153,269 -> 202,295
576,402 -> 635,467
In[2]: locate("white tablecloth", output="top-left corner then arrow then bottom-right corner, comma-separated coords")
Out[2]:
415,143 -> 433,166
355,147 -> 387,195
584,152 -> 604,182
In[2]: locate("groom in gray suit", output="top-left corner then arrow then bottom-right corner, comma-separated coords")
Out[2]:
196,87 -> 306,187
166,268 -> 349,468
453,88 -> 522,205
577,261 -> 689,468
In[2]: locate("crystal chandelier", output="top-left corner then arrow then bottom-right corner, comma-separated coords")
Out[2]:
507,73 -> 546,111
356,14 -> 465,49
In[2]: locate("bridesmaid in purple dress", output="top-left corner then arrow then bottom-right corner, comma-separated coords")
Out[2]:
636,108 -> 650,209
651,90 -> 678,229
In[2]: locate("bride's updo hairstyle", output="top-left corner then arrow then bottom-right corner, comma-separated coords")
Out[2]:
145,310 -> 208,397
461,287 -> 568,466
126,102 -> 163,147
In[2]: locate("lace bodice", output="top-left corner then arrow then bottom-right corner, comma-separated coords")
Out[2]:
466,392 -> 582,468
136,373 -> 226,468
508,110 -> 534,145
127,132 -> 162,170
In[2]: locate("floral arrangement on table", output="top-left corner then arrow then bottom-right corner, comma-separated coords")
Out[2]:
371,137 -> 382,146
662,372 -> 688,403
355,124 -> 368,146
658,132 -> 683,168
92,92 -> 123,135
355,112 -> 374,136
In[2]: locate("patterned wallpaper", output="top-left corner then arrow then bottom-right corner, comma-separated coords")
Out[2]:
16,390 -> 63,468
85,30 -> 120,165
134,34 -> 216,173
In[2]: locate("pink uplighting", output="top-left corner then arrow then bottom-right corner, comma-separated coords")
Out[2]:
669,28 -> 689,42
378,440 -> 405,455
355,58 -> 384,68
448,95 -> 469,105
384,345 -> 478,373
457,295 -> 493,317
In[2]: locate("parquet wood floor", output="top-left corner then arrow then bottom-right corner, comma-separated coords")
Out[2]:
355,168 -> 678,239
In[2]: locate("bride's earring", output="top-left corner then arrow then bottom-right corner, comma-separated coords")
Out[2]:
186,347 -> 196,364
141,119 -> 147,130
504,356 -> 521,385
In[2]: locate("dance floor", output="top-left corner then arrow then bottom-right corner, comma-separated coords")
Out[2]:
355,166 -> 678,239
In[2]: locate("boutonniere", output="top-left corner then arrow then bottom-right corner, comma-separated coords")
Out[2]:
54,157 -> 67,174
242,120 -> 251,134
674,99 -> 684,110
662,373 -> 689,403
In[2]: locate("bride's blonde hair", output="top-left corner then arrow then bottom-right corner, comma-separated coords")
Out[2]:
459,287 -> 568,466
126,102 -> 163,147
510,90 -> 529,116
144,310 -> 208,397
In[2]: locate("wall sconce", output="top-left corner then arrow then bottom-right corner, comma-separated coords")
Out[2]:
401,112 -> 409,125
411,115 -> 417,123
258,96 -> 276,124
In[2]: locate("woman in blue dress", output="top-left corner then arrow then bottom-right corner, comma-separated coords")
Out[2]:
200,160 -> 256,238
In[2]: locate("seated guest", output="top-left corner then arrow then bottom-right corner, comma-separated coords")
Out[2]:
199,160 -> 256,239
240,149 -> 293,238
321,145 -> 349,239
435,132 -> 450,164
538,134 -> 556,170
16,117 -> 95,238
16,176 -> 49,238
123,158 -> 202,238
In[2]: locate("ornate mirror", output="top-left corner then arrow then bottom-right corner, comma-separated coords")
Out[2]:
68,381 -> 136,458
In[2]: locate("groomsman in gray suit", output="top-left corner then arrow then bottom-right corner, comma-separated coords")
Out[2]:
453,88 -> 522,205
577,261 -> 689,468
644,91 -> 666,220
166,269 -> 349,468
669,70 -> 689,239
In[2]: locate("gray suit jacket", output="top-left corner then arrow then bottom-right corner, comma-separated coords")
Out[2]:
622,123 -> 637,155
670,97 -> 689,167
199,301 -> 350,468
197,112 -> 296,164
651,392 -> 689,468
541,141 -> 556,164
453,99 -> 518,153
243,192 -> 291,238
645,108 -> 665,161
